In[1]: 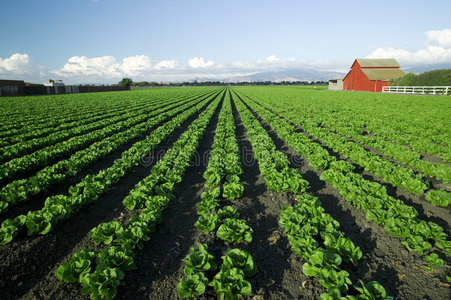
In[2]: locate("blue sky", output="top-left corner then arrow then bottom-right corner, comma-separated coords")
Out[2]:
1,0 -> 450,83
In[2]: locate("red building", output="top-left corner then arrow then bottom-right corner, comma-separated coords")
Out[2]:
343,59 -> 405,92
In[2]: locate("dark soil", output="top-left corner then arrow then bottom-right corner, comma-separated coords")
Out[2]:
0,89 -> 449,300
236,93 -> 450,300
0,92 -> 219,300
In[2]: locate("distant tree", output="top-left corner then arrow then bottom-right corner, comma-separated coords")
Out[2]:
390,69 -> 451,86
389,72 -> 417,86
412,69 -> 451,86
118,78 -> 133,87
398,73 -> 417,86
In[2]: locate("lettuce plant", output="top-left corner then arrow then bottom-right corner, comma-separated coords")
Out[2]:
279,206 -> 307,235
25,210 -> 54,235
303,250 -> 350,292
154,182 -> 174,198
221,249 -> 257,277
0,215 -> 25,245
194,213 -> 219,234
95,246 -> 135,272
319,288 -> 355,300
132,208 -> 162,232
288,234 -> 318,259
216,218 -> 253,244
201,187 -> 221,201
316,268 -> 352,293
145,195 -> 171,211
80,267 -> 124,300
203,167 -> 224,188
355,280 -> 392,300
177,272 -> 209,298
196,198 -> 219,216
182,244 -> 217,276
303,249 -> 342,275
217,206 -> 240,220
116,225 -> 150,251
89,221 -> 123,245
210,268 -> 252,300
435,240 -> 451,257
325,236 -> 362,266
222,182 -> 244,200
55,248 -> 97,283
401,235 -> 432,254
122,189 -> 147,210
422,253 -> 444,271
425,190 -> 451,207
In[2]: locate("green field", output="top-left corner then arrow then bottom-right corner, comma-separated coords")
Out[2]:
0,87 -> 449,299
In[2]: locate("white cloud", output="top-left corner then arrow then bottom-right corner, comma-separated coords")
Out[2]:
153,60 -> 178,70
265,55 -> 279,62
52,55 -> 154,78
0,53 -> 47,82
188,57 -> 214,68
426,29 -> 451,48
121,55 -> 151,76
0,53 -> 33,75
366,29 -> 451,65
1,53 -> 345,83
53,56 -> 122,77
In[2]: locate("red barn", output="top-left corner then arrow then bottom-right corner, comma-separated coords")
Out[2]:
343,59 -> 405,92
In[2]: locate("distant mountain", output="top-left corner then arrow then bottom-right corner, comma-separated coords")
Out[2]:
192,65 -> 451,84
401,63 -> 451,74
222,69 -> 346,83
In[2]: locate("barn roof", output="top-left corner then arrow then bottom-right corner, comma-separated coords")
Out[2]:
356,58 -> 401,68
361,68 -> 406,80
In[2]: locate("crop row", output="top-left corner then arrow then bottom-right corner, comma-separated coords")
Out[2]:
364,118 -> 451,161
237,91 -> 430,195
179,90 -> 256,299
0,90 -> 216,186
232,91 -> 308,194
0,93 -> 140,138
231,91 -> 392,298
0,91 -> 216,214
55,88 -> 223,299
0,88 -> 210,142
234,90 -> 450,264
0,94 -> 169,150
311,116 -> 451,183
280,194 -> 390,299
0,100 -> 168,165
234,87 -> 450,163
0,109 -> 160,185
237,88 -> 450,206
0,91 -> 221,245
0,91 -> 205,162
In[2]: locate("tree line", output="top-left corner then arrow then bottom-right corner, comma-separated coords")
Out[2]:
390,69 -> 451,86
127,79 -> 328,87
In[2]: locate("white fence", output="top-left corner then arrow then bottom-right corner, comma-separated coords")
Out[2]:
382,86 -> 450,95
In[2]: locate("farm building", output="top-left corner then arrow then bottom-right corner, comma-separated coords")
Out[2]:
0,80 -> 25,97
343,58 -> 405,92
328,79 -> 343,90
